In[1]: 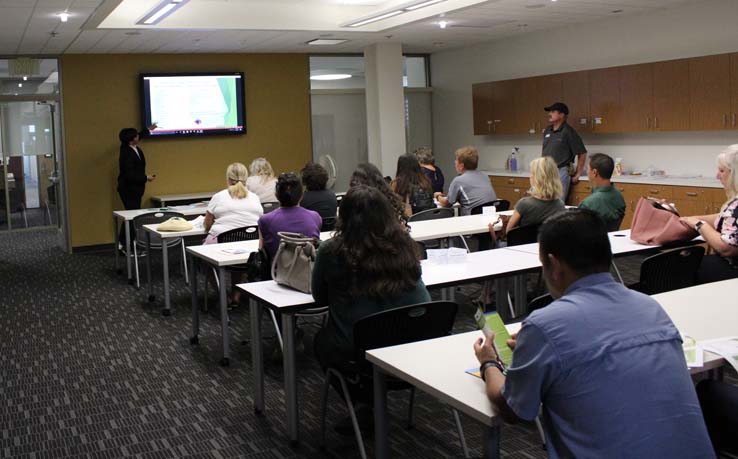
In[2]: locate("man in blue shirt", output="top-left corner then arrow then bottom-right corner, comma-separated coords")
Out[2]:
474,209 -> 714,458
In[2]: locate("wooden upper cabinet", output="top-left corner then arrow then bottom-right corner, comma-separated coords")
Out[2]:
472,82 -> 493,135
730,53 -> 738,129
653,59 -> 690,131
619,64 -> 654,132
536,75 -> 563,133
514,77 -> 539,135
490,79 -> 518,135
689,54 -> 732,130
589,67 -> 621,133
561,70 -> 591,133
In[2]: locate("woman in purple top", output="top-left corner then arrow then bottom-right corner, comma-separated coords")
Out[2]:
258,172 -> 322,261
414,147 -> 445,194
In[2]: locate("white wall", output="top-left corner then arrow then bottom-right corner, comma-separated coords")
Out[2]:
430,0 -> 738,181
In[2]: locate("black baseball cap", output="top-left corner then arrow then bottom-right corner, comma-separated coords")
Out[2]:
544,102 -> 569,115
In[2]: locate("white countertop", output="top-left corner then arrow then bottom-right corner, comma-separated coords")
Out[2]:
482,169 -> 722,188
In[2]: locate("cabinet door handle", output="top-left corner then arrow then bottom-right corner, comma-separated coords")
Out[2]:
649,189 -> 660,194
508,179 -> 514,184
723,114 -> 728,127
686,192 -> 698,197
655,117 -> 658,129
646,117 -> 651,129
590,117 -> 595,130
733,113 -> 736,127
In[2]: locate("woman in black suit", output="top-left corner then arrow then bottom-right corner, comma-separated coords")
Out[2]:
117,127 -> 155,210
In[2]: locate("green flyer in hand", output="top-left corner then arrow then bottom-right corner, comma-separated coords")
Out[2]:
474,307 -> 513,368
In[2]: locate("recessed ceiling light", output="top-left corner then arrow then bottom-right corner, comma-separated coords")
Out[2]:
307,39 -> 349,46
347,10 -> 403,27
58,12 -> 69,22
22,76 -> 27,81
310,74 -> 352,81
138,0 -> 189,26
406,0 -> 446,10
438,20 -> 448,29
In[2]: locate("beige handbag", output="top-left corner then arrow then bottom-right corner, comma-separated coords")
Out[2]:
156,217 -> 193,232
271,232 -> 319,293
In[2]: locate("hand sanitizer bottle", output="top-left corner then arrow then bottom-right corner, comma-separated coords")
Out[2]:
510,147 -> 518,172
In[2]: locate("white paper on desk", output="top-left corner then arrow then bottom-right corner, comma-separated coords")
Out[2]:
190,215 -> 205,229
427,248 -> 468,264
703,337 -> 738,373
221,247 -> 248,255
447,247 -> 468,264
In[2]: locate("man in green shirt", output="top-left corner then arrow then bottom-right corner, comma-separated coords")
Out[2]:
580,153 -> 626,231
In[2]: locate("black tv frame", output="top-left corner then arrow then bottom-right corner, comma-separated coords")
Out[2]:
139,71 -> 246,138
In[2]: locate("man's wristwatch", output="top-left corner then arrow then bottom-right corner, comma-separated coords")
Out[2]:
479,360 -> 505,381
695,220 -> 707,232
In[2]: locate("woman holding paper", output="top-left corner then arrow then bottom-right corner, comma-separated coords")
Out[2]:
679,144 -> 738,284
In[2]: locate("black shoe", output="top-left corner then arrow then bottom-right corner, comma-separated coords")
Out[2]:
334,405 -> 373,437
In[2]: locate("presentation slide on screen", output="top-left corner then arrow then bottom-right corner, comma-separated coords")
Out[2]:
146,75 -> 242,134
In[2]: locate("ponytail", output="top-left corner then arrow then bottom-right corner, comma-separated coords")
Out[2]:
226,162 -> 249,199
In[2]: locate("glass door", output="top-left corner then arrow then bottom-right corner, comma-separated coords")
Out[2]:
0,101 -> 60,231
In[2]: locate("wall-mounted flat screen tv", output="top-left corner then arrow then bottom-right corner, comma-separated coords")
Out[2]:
140,72 -> 245,137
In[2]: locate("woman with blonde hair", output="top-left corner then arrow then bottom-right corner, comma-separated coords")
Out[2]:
204,162 -> 263,244
246,157 -> 278,203
680,144 -> 738,283
503,156 -> 565,234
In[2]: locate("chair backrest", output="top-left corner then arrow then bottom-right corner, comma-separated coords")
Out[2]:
321,216 -> 336,232
471,199 -> 510,215
604,217 -> 624,232
217,225 -> 259,243
416,241 -> 427,260
336,194 -> 344,208
528,293 -> 554,313
262,201 -> 280,214
506,224 -> 540,247
353,301 -> 458,361
408,207 -> 454,222
638,246 -> 705,295
132,211 -> 185,248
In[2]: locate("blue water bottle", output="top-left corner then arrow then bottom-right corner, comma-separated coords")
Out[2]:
510,147 -> 518,172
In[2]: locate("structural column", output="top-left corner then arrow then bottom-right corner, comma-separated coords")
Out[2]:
364,42 -> 406,175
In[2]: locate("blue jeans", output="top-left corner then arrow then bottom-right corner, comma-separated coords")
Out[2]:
559,167 -> 571,203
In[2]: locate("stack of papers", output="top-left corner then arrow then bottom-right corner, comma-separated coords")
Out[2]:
703,337 -> 738,372
426,247 -> 468,264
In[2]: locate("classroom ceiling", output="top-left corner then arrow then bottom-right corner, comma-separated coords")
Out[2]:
0,0 -> 694,55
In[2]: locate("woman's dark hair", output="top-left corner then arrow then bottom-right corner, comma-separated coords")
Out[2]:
300,162 -> 329,191
118,128 -> 138,145
332,185 -> 421,298
539,209 -> 612,275
275,172 -> 303,207
392,154 -> 432,200
349,163 -> 407,223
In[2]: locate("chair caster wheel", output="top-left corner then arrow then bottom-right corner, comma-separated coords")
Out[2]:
161,309 -> 171,317
148,294 -> 155,303
189,336 -> 199,345
220,358 -> 230,367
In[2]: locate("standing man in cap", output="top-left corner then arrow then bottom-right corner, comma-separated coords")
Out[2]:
542,102 -> 587,201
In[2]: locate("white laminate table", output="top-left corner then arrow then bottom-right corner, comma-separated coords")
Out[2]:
151,191 -> 217,207
112,204 -> 208,283
237,247 -> 542,445
367,278 -> 738,458
408,213 -> 504,242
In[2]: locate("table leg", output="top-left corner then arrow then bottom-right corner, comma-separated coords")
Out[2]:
219,266 -> 230,366
513,274 -> 527,317
114,215 -> 120,274
282,312 -> 299,445
147,231 -> 154,303
494,278 -> 506,317
483,425 -> 501,459
189,254 -> 200,345
162,239 -> 171,316
250,298 -> 264,415
125,220 -> 133,284
373,365 -> 390,459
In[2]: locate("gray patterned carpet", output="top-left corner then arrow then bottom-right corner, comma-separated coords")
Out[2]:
0,228 -> 727,458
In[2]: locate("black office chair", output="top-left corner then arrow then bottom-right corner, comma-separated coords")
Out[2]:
321,216 -> 336,232
206,225 -> 261,311
629,246 -> 705,295
416,241 -> 428,260
604,216 -> 624,233
319,301 -> 470,458
336,194 -> 344,208
132,211 -> 187,288
408,207 -> 455,250
262,201 -> 280,214
471,199 -> 510,215
506,224 -> 540,247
